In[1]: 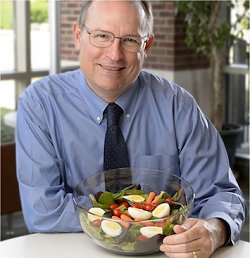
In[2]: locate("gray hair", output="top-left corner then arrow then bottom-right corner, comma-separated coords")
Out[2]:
77,0 -> 154,36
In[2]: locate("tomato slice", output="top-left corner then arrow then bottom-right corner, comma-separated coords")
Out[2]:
119,201 -> 129,208
113,209 -> 122,217
145,203 -> 154,211
109,203 -> 119,210
132,203 -> 143,209
138,234 -> 148,241
91,219 -> 102,227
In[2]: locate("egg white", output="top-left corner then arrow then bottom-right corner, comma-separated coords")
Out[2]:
101,220 -> 122,237
140,226 -> 163,238
88,207 -> 105,222
152,203 -> 170,218
123,195 -> 145,203
128,207 -> 152,220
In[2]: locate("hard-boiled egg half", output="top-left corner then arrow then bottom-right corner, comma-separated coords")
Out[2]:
88,207 -> 105,222
140,226 -> 163,238
101,220 -> 122,237
123,195 -> 145,203
128,207 -> 152,220
152,203 -> 170,218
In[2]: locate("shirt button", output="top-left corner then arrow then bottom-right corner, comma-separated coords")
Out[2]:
126,114 -> 130,119
96,116 -> 101,122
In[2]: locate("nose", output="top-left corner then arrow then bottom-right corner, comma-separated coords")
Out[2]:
106,38 -> 124,61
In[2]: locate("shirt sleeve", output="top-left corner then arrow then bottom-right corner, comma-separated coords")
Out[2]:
175,93 -> 247,245
16,92 -> 82,233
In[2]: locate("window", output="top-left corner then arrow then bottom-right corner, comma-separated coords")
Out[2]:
30,0 -> 49,70
0,1 -> 14,72
0,1 -> 78,144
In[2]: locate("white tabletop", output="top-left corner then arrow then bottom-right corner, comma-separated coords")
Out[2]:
1,233 -> 249,258
3,111 -> 17,128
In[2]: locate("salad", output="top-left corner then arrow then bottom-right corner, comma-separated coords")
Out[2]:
79,184 -> 189,254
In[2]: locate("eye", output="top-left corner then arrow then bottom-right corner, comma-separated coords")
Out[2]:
123,37 -> 141,46
92,31 -> 112,42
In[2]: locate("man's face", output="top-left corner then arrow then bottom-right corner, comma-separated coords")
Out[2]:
74,0 -> 153,102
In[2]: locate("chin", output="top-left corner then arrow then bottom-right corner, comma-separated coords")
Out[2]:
102,83 -> 129,97
100,79 -> 126,90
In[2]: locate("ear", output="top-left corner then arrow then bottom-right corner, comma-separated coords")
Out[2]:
73,22 -> 82,51
144,35 -> 154,54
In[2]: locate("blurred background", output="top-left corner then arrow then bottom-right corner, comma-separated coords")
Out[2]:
0,0 -> 249,242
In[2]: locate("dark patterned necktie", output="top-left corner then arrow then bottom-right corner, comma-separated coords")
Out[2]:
103,103 -> 130,171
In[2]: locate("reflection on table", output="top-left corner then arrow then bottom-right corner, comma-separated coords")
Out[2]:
1,233 -> 249,258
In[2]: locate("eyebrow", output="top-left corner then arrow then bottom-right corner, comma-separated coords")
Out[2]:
85,25 -> 144,38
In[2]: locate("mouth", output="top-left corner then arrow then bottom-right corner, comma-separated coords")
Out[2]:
100,64 -> 126,72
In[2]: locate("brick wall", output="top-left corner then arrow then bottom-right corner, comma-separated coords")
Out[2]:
60,1 -> 209,71
60,1 -> 81,61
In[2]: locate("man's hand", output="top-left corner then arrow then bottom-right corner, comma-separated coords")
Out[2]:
160,218 -> 228,258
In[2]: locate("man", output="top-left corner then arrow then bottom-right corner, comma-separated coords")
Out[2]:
16,1 -> 246,258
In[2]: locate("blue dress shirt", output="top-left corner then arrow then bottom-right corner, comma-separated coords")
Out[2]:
16,69 -> 246,243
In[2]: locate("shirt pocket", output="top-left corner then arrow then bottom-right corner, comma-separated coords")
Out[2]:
134,154 -> 179,173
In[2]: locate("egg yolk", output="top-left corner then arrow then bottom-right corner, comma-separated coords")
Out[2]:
105,221 -> 120,230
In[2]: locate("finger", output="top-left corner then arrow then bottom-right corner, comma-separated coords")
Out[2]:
171,218 -> 198,236
163,224 -> 200,245
160,250 -> 201,258
161,219 -> 214,258
173,224 -> 187,234
160,237 -> 202,254
179,218 -> 198,230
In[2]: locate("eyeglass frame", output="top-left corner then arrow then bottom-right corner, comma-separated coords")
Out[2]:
81,25 -> 149,53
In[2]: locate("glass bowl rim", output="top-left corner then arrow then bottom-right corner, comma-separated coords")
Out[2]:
73,167 -> 195,222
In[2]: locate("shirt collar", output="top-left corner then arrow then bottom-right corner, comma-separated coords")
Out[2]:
78,69 -> 141,124
78,70 -> 107,124
115,79 -> 140,121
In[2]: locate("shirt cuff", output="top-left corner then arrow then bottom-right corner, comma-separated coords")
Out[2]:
198,211 -> 239,245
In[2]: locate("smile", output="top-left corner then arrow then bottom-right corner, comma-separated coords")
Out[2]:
100,65 -> 125,71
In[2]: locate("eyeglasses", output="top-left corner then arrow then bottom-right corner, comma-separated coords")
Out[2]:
82,25 -> 148,53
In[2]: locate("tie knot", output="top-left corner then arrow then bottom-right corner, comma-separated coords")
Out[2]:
106,103 -> 123,126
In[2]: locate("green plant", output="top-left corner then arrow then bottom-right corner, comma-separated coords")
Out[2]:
173,1 -> 249,130
0,1 -> 13,29
0,1 -> 48,28
30,0 -> 48,24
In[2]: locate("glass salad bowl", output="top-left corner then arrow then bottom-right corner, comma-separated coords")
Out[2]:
73,168 -> 195,255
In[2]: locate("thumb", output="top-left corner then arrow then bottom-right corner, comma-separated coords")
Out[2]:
174,218 -> 197,234
173,224 -> 187,234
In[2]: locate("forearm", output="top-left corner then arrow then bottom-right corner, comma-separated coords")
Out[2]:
19,184 -> 81,233
16,103 -> 80,232
197,190 -> 246,245
207,218 -> 228,251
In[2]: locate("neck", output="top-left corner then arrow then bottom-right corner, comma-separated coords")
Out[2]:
89,85 -> 130,103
